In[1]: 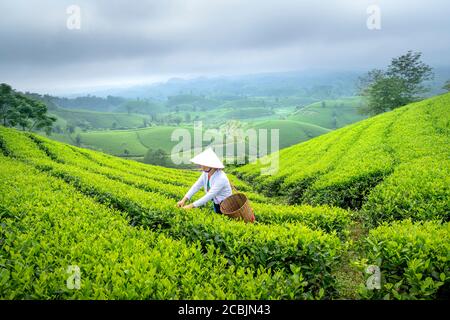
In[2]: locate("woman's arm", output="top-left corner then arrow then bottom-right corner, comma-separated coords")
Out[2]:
192,178 -> 225,208
178,175 -> 204,208
184,174 -> 204,200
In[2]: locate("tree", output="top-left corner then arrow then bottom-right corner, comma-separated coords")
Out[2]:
172,116 -> 182,126
0,84 -> 18,126
17,96 -> 56,133
143,148 -> 168,166
331,109 -> 337,129
75,134 -> 82,146
0,84 -> 56,132
53,125 -> 63,134
66,124 -> 76,134
443,80 -> 450,92
358,51 -> 433,115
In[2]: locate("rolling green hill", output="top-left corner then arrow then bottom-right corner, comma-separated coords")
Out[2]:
235,93 -> 450,226
220,107 -> 274,119
189,120 -> 330,159
250,120 -> 330,150
52,120 -> 329,159
288,97 -> 366,129
76,126 -> 194,156
51,108 -> 151,130
234,93 -> 450,299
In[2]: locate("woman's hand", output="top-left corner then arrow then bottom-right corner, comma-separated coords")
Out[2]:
182,203 -> 194,210
177,197 -> 188,207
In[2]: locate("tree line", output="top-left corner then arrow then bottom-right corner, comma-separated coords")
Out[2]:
0,84 -> 56,134
358,51 -> 449,115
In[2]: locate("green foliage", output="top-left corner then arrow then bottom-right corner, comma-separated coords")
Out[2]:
288,97 -> 366,129
250,120 -> 330,150
0,83 -> 56,133
77,126 -> 194,156
359,71 -> 410,115
361,157 -> 449,227
1,85 -> 448,300
0,126 -> 347,298
251,202 -> 351,238
52,108 -> 151,130
143,148 -> 169,166
221,107 -> 273,120
50,94 -> 126,112
358,51 -> 433,115
0,156 -> 311,299
443,80 -> 450,92
236,93 -> 450,224
357,220 -> 449,300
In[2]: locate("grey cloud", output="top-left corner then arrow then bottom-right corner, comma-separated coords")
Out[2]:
0,0 -> 449,94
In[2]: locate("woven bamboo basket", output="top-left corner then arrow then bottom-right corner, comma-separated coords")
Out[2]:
220,193 -> 255,223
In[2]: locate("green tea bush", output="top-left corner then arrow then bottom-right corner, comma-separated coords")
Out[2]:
40,161 -> 345,295
235,93 -> 450,225
0,128 -> 345,297
251,202 -> 351,237
361,157 -> 450,227
357,220 -> 450,300
0,156 -> 310,299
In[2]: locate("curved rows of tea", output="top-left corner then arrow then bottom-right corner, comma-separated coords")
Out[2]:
0,127 -> 346,298
1,128 -> 341,232
235,93 -> 450,299
0,156 -> 307,299
55,138 -> 264,202
235,93 -> 450,225
357,220 -> 449,300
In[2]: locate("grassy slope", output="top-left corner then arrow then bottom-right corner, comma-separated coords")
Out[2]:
0,125 -> 349,299
234,93 -> 449,299
220,107 -> 274,119
250,120 -> 330,149
288,97 -> 366,129
61,119 -> 329,158
235,93 -> 450,225
182,120 -> 330,162
76,126 -> 194,156
45,96 -> 365,157
51,108 -> 150,129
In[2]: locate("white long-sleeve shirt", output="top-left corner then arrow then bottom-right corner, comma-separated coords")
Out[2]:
185,170 -> 233,208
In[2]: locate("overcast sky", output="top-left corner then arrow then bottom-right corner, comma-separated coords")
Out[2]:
1,0 -> 450,94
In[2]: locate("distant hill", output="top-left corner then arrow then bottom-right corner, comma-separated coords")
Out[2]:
50,108 -> 151,130
51,119 -> 330,160
70,67 -> 450,100
250,120 -> 330,150
78,70 -> 362,99
74,126 -> 194,156
288,97 -> 366,130
235,93 -> 450,226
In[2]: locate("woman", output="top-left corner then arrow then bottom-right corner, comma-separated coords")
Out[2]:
177,148 -> 232,213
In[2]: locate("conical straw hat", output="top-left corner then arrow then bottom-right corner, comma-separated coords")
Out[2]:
190,147 -> 224,169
